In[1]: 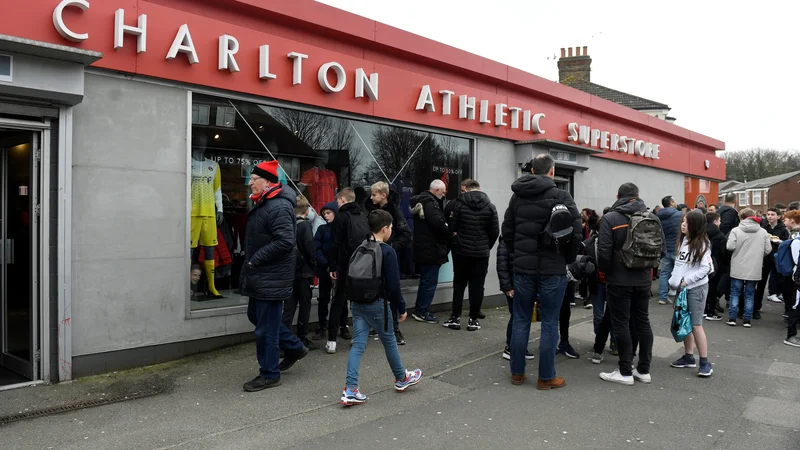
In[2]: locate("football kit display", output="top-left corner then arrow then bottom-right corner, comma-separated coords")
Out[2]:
191,157 -> 224,297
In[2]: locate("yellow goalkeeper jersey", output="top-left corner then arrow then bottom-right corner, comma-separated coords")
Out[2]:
191,158 -> 222,217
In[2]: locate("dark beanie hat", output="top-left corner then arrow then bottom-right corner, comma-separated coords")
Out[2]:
252,160 -> 279,183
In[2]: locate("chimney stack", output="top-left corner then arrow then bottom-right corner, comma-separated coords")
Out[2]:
557,46 -> 591,84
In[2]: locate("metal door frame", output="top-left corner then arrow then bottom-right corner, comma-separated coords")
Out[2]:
0,117 -> 49,388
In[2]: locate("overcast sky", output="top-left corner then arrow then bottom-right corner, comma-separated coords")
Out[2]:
318,0 -> 799,153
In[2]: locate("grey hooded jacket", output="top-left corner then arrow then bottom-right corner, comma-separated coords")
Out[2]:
726,218 -> 772,281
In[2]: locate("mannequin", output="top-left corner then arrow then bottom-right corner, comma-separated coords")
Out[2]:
191,132 -> 225,298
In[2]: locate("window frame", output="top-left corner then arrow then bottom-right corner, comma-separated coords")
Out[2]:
185,90 -> 475,319
751,189 -> 762,206
738,191 -> 748,206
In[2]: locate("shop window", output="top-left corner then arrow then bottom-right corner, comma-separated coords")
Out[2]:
738,192 -> 747,206
188,93 -> 472,311
192,104 -> 210,125
699,179 -> 711,194
751,190 -> 762,206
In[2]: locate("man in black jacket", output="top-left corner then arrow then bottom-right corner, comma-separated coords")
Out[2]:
368,181 -> 412,344
240,161 -> 308,392
326,188 -> 370,354
501,154 -> 581,389
410,179 -> 451,324
596,183 -> 664,386
718,193 -> 740,236
282,195 -> 318,350
756,207 -> 792,315
443,179 -> 499,331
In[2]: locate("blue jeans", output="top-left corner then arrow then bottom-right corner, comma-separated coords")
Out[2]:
414,264 -> 441,315
729,278 -> 757,321
346,300 -> 406,389
511,274 -> 567,381
659,252 -> 676,300
247,298 -> 305,379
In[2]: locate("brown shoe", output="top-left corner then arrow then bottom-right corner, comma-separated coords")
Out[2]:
537,377 -> 566,390
511,374 -> 526,385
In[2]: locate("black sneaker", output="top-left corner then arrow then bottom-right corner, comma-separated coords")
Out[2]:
412,312 -> 439,324
311,328 -> 327,341
395,329 -> 406,345
753,311 -> 761,320
278,346 -> 309,371
467,318 -> 481,331
339,326 -> 353,340
369,329 -> 379,341
609,341 -> 619,356
726,318 -> 736,326
558,344 -> 579,359
443,316 -> 461,330
705,314 -> 723,321
477,311 -> 486,319
502,347 -> 535,360
583,299 -> 593,309
243,376 -> 281,392
301,338 -> 320,351
743,320 -> 752,328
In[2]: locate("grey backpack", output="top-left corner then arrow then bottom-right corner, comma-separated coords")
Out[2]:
345,238 -> 384,304
620,212 -> 663,269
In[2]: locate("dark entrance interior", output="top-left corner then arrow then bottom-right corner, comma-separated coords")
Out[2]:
0,128 -> 37,386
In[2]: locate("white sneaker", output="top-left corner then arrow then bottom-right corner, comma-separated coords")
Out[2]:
767,294 -> 782,303
325,341 -> 337,354
632,368 -> 652,384
599,369 -> 634,386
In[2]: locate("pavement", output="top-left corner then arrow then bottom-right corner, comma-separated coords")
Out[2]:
1,289 -> 799,450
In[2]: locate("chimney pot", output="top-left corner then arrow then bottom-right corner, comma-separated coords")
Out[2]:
560,48 -> 565,58
568,48 -> 573,57
575,47 -> 581,56
557,45 -> 591,83
583,46 -> 588,56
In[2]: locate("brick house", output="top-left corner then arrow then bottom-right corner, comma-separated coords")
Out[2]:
718,170 -> 800,211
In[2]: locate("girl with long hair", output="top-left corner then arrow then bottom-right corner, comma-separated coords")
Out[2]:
668,211 -> 715,377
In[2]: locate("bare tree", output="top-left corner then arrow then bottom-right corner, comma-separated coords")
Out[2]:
721,148 -> 800,181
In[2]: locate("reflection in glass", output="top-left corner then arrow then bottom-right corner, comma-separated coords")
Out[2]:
189,93 -> 472,311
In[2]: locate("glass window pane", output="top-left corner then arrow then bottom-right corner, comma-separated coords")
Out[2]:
189,93 -> 472,310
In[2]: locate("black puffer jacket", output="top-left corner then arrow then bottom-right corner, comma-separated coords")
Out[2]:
707,222 -> 729,273
450,190 -> 500,258
501,174 -> 581,276
597,197 -> 666,287
239,185 -> 297,301
718,205 -> 739,236
496,237 -> 514,293
365,189 -> 412,252
410,191 -> 451,265
328,201 -> 369,271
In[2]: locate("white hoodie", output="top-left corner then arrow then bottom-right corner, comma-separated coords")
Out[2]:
669,237 -> 713,290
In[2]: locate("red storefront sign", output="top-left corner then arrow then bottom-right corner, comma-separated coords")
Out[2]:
2,0 -> 725,180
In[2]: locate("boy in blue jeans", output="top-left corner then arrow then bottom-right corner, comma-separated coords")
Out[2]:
340,210 -> 422,406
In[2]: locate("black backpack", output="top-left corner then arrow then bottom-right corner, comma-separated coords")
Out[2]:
541,202 -> 574,249
344,213 -> 371,260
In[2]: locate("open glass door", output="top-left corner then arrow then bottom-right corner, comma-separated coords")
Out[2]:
0,128 -> 38,384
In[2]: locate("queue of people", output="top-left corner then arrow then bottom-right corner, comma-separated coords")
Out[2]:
237,157 -> 800,403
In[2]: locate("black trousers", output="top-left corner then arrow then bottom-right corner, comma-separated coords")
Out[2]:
705,272 -> 722,315
782,277 -> 799,338
560,281 -> 575,344
283,277 -> 312,341
451,255 -> 489,319
327,266 -> 350,342
754,262 -> 773,313
316,273 -> 348,331
607,285 -> 653,376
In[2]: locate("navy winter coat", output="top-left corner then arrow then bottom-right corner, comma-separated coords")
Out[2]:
239,185 -> 297,302
496,237 -> 514,293
656,207 -> 683,254
365,189 -> 412,252
410,191 -> 451,265
450,190 -> 500,258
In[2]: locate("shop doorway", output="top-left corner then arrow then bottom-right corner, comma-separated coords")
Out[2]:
0,128 -> 40,387
554,168 -> 575,198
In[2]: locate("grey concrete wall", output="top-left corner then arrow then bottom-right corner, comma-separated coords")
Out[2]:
0,52 -> 85,105
574,157 -> 684,213
474,138 -> 516,298
70,74 -> 252,357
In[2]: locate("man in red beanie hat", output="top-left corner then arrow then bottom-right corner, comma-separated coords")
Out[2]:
240,160 -> 309,392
